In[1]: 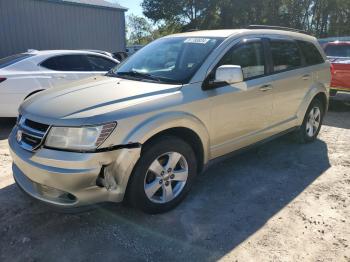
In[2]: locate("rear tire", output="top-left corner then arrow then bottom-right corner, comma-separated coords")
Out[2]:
295,98 -> 324,143
127,136 -> 197,214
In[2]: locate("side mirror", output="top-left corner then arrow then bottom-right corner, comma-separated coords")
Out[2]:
215,65 -> 243,84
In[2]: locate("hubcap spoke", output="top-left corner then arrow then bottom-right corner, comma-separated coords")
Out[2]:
145,178 -> 162,198
314,109 -> 320,120
314,121 -> 320,130
172,170 -> 188,181
149,159 -> 164,176
166,152 -> 182,170
162,183 -> 174,202
307,123 -> 314,137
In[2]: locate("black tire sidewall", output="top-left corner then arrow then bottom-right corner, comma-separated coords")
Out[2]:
127,136 -> 197,214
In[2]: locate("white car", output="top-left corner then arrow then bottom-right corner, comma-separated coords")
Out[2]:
0,50 -> 119,117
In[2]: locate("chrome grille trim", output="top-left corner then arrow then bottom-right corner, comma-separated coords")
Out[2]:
17,117 -> 50,152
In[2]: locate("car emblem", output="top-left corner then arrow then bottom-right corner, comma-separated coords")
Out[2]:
16,130 -> 23,142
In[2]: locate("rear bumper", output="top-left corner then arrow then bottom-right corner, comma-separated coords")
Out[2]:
9,127 -> 141,208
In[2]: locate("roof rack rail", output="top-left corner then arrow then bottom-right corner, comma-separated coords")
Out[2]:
247,25 -> 309,35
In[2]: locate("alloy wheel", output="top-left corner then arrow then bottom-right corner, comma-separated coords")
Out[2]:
306,107 -> 321,137
144,152 -> 188,204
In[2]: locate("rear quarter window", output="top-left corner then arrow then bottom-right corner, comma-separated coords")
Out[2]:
298,41 -> 324,65
0,54 -> 34,69
87,55 -> 118,71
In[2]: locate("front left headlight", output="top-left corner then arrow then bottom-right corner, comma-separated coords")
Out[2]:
45,122 -> 116,151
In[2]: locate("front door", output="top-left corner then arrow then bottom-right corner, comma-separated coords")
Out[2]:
209,39 -> 275,158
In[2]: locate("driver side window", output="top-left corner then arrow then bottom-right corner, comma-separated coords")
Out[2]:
218,41 -> 266,80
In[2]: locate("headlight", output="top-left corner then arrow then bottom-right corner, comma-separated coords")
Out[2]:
45,122 -> 116,151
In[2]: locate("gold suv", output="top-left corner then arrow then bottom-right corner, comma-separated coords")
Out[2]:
9,27 -> 330,213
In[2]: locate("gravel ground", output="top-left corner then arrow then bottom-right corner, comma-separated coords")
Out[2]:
0,95 -> 349,262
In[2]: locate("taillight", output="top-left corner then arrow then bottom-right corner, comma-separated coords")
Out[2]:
330,64 -> 335,75
0,77 -> 6,83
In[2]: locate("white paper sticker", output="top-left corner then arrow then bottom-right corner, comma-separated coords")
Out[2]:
184,38 -> 210,44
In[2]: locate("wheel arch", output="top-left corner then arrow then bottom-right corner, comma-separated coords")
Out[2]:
123,112 -> 210,172
143,127 -> 205,173
313,92 -> 328,112
297,85 -> 329,126
24,89 -> 45,100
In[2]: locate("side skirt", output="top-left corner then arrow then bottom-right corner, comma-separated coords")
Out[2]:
202,126 -> 299,172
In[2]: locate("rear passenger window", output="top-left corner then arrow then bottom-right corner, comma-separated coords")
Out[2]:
41,55 -> 92,71
298,41 -> 324,65
218,41 -> 266,79
87,55 -> 118,71
270,40 -> 302,72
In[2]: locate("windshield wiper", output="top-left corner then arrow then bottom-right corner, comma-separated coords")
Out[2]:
116,71 -> 161,82
109,70 -> 183,84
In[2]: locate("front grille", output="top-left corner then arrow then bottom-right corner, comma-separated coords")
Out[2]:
17,117 -> 50,151
24,119 -> 49,132
21,133 -> 42,148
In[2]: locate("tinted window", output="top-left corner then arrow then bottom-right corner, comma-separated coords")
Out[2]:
325,44 -> 350,58
87,55 -> 118,71
218,41 -> 265,79
0,54 -> 34,69
270,40 -> 302,72
298,41 -> 324,65
41,55 -> 92,71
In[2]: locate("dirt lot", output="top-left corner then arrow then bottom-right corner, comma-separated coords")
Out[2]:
0,95 -> 349,262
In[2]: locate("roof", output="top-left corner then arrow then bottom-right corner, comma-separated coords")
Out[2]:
41,0 -> 127,11
168,29 -> 316,41
169,29 -> 248,38
24,49 -> 117,59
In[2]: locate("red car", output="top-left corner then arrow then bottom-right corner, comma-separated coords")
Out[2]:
324,41 -> 350,96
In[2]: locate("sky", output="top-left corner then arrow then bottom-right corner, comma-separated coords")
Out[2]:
107,0 -> 143,16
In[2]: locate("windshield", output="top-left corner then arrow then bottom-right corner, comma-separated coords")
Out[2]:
110,37 -> 223,84
0,53 -> 34,69
325,44 -> 350,58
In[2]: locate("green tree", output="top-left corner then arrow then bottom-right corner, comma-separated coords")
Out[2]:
141,0 -> 350,38
142,0 -> 212,30
127,14 -> 154,45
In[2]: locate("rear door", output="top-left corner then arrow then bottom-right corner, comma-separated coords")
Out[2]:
40,55 -> 95,85
267,39 -> 311,125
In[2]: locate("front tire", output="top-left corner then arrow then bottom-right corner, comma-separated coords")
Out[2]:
127,136 -> 197,214
295,98 -> 325,143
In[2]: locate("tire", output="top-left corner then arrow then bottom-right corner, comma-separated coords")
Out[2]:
126,136 -> 197,214
295,98 -> 325,143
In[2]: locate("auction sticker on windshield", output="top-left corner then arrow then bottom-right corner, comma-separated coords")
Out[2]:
184,38 -> 211,44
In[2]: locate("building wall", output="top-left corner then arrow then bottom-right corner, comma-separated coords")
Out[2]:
0,0 -> 126,58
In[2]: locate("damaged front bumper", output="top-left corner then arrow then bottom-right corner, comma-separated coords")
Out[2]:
8,128 -> 141,208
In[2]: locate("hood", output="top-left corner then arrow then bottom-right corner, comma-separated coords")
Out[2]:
20,75 -> 182,125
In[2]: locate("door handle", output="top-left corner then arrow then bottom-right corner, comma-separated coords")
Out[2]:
259,84 -> 273,91
302,74 -> 311,80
